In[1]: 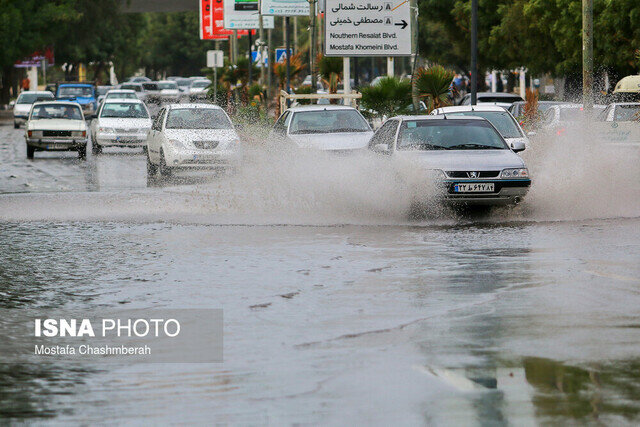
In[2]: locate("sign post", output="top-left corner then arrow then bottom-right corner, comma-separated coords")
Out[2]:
324,0 -> 413,57
207,50 -> 224,102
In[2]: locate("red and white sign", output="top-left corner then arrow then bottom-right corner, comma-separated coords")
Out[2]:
200,0 -> 251,39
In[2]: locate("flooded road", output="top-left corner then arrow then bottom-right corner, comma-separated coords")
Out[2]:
1,121 -> 640,424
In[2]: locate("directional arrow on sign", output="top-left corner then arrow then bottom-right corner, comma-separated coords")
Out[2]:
395,19 -> 408,30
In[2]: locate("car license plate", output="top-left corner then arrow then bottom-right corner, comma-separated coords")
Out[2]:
46,144 -> 68,149
454,183 -> 495,193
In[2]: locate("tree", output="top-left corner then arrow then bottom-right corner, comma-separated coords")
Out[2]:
360,77 -> 412,118
414,65 -> 455,112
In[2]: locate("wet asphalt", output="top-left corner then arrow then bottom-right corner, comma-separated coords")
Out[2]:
1,119 -> 640,424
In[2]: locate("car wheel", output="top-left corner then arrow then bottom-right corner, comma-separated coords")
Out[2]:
146,153 -> 158,176
14,122 -> 20,129
26,144 -> 35,159
78,146 -> 87,160
91,138 -> 102,155
159,149 -> 172,177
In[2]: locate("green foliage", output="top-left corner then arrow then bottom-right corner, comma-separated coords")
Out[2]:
294,85 -> 313,105
318,55 -> 342,93
414,65 -> 454,112
360,77 -> 412,118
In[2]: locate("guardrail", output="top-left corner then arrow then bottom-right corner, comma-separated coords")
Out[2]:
279,90 -> 362,113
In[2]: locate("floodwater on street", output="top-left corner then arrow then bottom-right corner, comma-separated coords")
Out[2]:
1,120 -> 640,424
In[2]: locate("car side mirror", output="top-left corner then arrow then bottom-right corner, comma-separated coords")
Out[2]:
372,143 -> 389,153
511,140 -> 526,152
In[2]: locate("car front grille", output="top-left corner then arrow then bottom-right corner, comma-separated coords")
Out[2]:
193,141 -> 219,150
115,128 -> 138,134
43,130 -> 72,137
446,171 -> 500,178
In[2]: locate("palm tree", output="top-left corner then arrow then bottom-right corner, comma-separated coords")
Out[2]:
414,65 -> 455,113
317,54 -> 342,95
273,52 -> 305,116
360,76 -> 412,119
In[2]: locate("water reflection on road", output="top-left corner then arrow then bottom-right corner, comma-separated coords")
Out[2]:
0,219 -> 638,424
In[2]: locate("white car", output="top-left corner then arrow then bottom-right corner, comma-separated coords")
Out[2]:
431,105 -> 530,149
25,101 -> 88,159
146,104 -> 241,177
369,115 -> 530,206
188,79 -> 211,101
270,105 -> 374,152
119,82 -> 148,102
90,99 -> 152,154
598,102 -> 640,122
13,91 -> 55,128
156,80 -> 181,103
458,92 -> 524,108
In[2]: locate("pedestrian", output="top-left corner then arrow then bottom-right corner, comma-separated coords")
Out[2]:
21,76 -> 31,92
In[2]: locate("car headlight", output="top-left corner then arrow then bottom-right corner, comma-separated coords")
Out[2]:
501,168 -> 529,178
72,131 -> 86,138
99,127 -> 115,133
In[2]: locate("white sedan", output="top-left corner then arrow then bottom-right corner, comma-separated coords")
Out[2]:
146,104 -> 241,177
25,101 -> 88,159
13,91 -> 54,128
90,99 -> 152,154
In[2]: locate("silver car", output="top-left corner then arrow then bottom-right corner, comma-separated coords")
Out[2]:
431,105 -> 530,149
270,105 -> 374,152
369,115 -> 531,206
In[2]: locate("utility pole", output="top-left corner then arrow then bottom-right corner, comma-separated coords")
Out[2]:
470,0 -> 478,105
410,0 -> 419,111
285,16 -> 291,106
293,17 -> 298,54
309,0 -> 317,92
267,29 -> 273,101
582,0 -> 594,111
259,14 -> 265,86
248,31 -> 253,85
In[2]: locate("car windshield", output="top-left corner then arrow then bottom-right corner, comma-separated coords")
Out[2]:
106,92 -> 137,100
477,96 -> 523,104
58,86 -> 93,97
289,110 -> 371,134
397,119 -> 508,150
17,93 -> 53,104
31,104 -> 83,120
157,82 -> 177,90
614,105 -> 640,121
120,84 -> 142,92
176,78 -> 192,87
100,103 -> 148,119
165,108 -> 232,129
192,81 -> 210,88
142,83 -> 158,91
446,111 -> 523,138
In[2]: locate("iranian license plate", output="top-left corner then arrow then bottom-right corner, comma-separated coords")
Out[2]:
46,144 -> 69,149
454,183 -> 495,193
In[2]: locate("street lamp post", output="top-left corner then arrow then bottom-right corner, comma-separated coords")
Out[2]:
582,0 -> 594,111
470,0 -> 478,105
